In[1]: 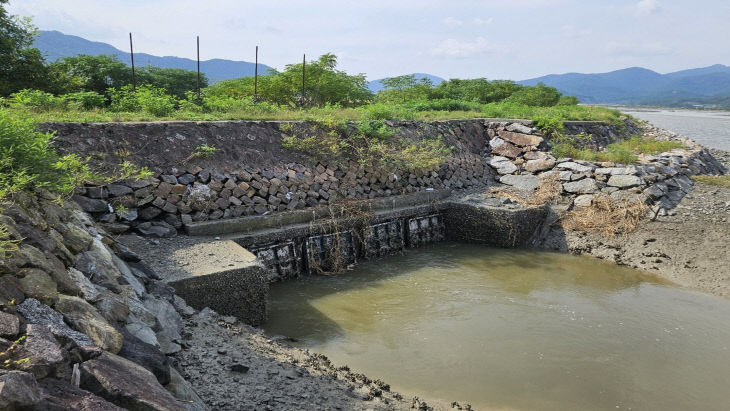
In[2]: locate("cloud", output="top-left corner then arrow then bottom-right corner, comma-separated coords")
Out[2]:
442,17 -> 463,28
635,0 -> 659,16
429,36 -> 499,58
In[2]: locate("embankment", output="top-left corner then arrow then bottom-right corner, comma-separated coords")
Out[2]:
1,116 -> 726,410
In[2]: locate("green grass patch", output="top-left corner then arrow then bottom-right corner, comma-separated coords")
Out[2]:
691,175 -> 730,187
3,101 -> 624,125
550,136 -> 685,164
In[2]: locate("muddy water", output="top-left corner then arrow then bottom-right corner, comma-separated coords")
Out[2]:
264,243 -> 730,410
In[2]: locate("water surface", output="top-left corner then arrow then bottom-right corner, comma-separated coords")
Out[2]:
618,107 -> 730,151
264,243 -> 730,410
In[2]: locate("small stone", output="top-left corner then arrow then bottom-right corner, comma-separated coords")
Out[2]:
607,174 -> 643,189
563,178 -> 599,194
230,364 -> 250,373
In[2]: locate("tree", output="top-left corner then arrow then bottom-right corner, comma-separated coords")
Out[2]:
377,75 -> 433,103
0,0 -> 49,95
505,82 -> 562,107
136,66 -> 207,99
48,54 -> 131,95
432,78 -> 523,103
209,54 -> 372,107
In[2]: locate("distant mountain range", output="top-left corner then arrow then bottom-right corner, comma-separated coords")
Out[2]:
519,65 -> 730,107
366,73 -> 445,93
32,31 -> 730,107
34,31 -> 272,83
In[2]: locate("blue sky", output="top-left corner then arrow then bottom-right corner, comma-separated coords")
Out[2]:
8,0 -> 730,81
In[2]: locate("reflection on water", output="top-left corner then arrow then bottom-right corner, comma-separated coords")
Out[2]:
264,243 -> 730,410
618,107 -> 730,151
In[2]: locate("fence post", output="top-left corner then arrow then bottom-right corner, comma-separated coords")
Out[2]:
129,33 -> 136,91
301,54 -> 306,102
254,45 -> 259,98
196,36 -> 201,99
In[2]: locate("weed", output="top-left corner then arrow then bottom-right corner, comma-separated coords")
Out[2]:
691,175 -> 730,187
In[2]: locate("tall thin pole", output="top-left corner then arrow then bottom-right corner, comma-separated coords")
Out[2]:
301,54 -> 306,102
129,33 -> 136,91
254,46 -> 258,97
196,36 -> 201,99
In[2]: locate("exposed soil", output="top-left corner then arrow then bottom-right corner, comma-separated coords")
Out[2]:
172,307 -> 456,411
537,149 -> 730,299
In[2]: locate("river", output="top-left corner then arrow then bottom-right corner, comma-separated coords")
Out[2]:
264,243 -> 730,410
618,107 -> 730,151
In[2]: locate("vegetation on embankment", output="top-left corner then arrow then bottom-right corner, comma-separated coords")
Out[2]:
692,175 -> 730,187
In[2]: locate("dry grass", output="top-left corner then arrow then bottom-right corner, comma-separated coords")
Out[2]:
490,175 -> 562,207
562,195 -> 649,237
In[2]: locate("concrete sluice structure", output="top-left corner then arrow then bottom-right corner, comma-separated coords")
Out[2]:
168,188 -> 548,326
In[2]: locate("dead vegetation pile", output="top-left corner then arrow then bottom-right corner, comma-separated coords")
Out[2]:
562,195 -> 649,237
489,175 -> 562,207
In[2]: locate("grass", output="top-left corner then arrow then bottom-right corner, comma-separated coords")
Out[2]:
691,175 -> 730,187
562,195 -> 649,237
551,136 -> 686,164
3,102 -> 626,124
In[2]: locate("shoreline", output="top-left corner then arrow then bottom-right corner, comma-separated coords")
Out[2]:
536,147 -> 730,300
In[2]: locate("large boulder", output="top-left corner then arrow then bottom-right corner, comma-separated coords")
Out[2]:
486,156 -> 518,175
563,178 -> 599,194
498,130 -> 543,147
165,367 -> 207,411
500,174 -> 541,191
11,324 -> 67,379
56,223 -> 93,254
0,311 -> 20,338
80,352 -> 186,411
489,138 -> 521,159
607,174 -> 643,189
38,378 -> 124,411
143,297 -> 183,354
524,157 -> 557,173
16,298 -> 94,348
54,295 -> 123,354
0,371 -> 42,410
17,268 -> 58,305
118,328 -> 171,385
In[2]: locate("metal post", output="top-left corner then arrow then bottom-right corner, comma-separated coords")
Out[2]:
196,36 -> 201,99
254,46 -> 259,97
129,33 -> 136,91
301,54 -> 306,102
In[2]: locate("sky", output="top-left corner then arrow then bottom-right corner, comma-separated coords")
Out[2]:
7,0 -> 730,81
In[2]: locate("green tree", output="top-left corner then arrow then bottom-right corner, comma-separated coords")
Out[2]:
432,78 -> 523,103
136,66 -> 208,99
206,54 -> 372,107
505,82 -> 562,107
377,75 -> 433,103
48,54 -> 131,94
0,0 -> 49,95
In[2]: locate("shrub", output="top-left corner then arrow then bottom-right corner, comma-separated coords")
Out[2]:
0,109 -> 90,198
109,85 -> 177,116
8,90 -> 65,111
534,115 -> 565,137
61,91 -> 106,110
557,96 -> 580,106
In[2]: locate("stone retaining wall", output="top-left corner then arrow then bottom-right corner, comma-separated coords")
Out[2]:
0,190 -> 206,409
50,118 -> 637,237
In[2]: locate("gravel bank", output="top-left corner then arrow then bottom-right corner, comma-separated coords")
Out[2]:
537,148 -> 730,299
